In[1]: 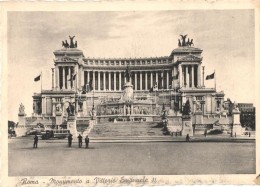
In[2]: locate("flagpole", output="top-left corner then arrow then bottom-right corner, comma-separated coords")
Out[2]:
214,69 -> 216,91
41,71 -> 42,93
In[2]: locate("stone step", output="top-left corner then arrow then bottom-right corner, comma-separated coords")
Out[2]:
89,122 -> 169,137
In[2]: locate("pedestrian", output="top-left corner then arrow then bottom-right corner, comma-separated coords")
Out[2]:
68,133 -> 73,147
204,129 -> 207,137
249,132 -> 251,137
186,134 -> 190,142
235,132 -> 236,137
33,134 -> 38,148
85,135 -> 89,149
78,134 -> 83,148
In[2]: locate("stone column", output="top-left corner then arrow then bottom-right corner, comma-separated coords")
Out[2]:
156,71 -> 158,85
172,68 -> 174,88
109,72 -> 111,91
55,66 -> 59,90
62,67 -> 65,89
197,64 -> 201,87
103,72 -> 106,91
75,65 -> 79,90
98,71 -> 100,91
93,71 -> 96,91
178,64 -> 182,87
145,71 -> 148,90
150,71 -> 153,88
140,72 -> 143,90
191,65 -> 194,88
135,72 -> 137,90
119,72 -> 121,91
186,65 -> 189,87
161,72 -> 164,89
52,68 -> 55,90
68,67 -> 71,89
42,97 -> 46,115
87,71 -> 90,84
114,72 -> 116,91
81,68 -> 84,88
166,70 -> 169,89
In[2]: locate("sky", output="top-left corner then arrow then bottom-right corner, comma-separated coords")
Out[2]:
7,10 -> 255,122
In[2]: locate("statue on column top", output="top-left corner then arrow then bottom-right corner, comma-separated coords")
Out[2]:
69,35 -> 75,48
19,103 -> 25,115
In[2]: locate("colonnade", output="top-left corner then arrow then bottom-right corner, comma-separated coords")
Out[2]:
55,63 -> 202,91
55,66 -> 76,90
83,70 -> 173,91
178,64 -> 201,88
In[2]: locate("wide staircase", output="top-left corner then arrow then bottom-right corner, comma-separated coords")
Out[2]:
88,122 -> 172,142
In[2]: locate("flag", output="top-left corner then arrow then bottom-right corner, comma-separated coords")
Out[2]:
206,72 -> 215,80
172,73 -> 179,80
34,74 -> 41,82
68,74 -> 76,81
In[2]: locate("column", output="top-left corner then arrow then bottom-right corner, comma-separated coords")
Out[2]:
172,68 -> 174,88
186,65 -> 189,87
55,66 -> 59,89
103,72 -> 106,91
156,71 -> 158,85
75,65 -> 79,90
62,67 -> 65,89
161,72 -> 164,89
135,72 -> 137,90
108,72 -> 111,91
98,71 -> 100,91
87,71 -> 90,84
114,72 -> 116,91
140,72 -> 143,90
145,71 -> 148,90
42,97 -> 46,115
191,65 -> 194,88
197,64 -> 201,87
68,67 -> 71,89
166,70 -> 169,89
51,68 -> 54,90
178,64 -> 182,87
119,72 -> 122,91
150,71 -> 153,87
80,67 -> 84,88
93,71 -> 95,91
72,67 -> 75,88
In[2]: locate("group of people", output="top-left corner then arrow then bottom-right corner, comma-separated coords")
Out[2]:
32,133 -> 90,149
68,134 -> 90,148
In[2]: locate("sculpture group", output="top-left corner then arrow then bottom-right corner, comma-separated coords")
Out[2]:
62,35 -> 78,48
178,34 -> 194,47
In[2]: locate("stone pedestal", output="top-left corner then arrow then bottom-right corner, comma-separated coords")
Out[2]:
182,115 -> 193,136
55,112 -> 63,126
194,113 -> 203,124
15,114 -> 27,137
232,109 -> 243,136
123,82 -> 134,102
67,116 -> 78,137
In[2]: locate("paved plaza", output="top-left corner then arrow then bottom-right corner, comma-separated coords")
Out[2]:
9,138 -> 255,176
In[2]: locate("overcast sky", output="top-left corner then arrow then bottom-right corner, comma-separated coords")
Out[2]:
7,10 -> 255,121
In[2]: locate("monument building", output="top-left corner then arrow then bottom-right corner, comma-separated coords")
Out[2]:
16,35 -> 243,137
